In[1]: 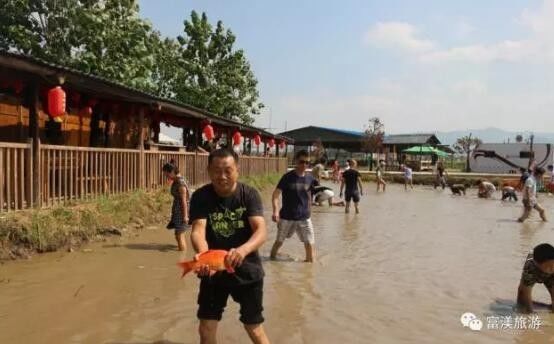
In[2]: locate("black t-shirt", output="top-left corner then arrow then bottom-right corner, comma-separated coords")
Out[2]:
189,182 -> 265,286
342,169 -> 361,194
277,170 -> 319,220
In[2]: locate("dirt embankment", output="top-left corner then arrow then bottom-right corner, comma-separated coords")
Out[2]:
0,189 -> 172,261
0,174 -> 282,261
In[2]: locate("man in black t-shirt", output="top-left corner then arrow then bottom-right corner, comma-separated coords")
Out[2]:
339,159 -> 363,214
189,149 -> 270,344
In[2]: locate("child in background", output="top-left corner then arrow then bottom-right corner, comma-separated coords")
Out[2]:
376,160 -> 387,192
401,164 -> 413,190
501,186 -> 518,202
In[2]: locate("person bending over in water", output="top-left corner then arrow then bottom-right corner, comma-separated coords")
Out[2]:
517,243 -> 554,314
501,186 -> 518,202
313,185 -> 345,207
477,180 -> 496,199
518,166 -> 547,222
271,150 -> 318,263
340,159 -> 363,213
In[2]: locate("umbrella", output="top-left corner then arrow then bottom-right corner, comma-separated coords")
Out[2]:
402,145 -> 450,157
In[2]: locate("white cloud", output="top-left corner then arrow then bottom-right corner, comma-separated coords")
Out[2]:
366,0 -> 554,64
421,40 -> 532,63
364,21 -> 435,53
455,18 -> 475,38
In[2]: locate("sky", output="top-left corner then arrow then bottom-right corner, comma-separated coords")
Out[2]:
139,0 -> 554,135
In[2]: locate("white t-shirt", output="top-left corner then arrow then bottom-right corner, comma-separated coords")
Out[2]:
482,181 -> 496,193
524,176 -> 537,201
404,167 -> 413,179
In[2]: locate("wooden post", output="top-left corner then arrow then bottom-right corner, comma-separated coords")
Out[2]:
28,81 -> 41,207
138,108 -> 145,189
195,123 -> 202,150
182,128 -> 187,149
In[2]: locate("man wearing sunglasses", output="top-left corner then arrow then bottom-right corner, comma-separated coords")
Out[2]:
270,150 -> 319,262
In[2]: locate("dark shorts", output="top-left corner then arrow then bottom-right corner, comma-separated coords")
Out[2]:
345,190 -> 361,203
197,278 -> 264,325
166,221 -> 190,232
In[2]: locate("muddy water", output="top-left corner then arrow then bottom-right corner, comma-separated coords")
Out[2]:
2,184 -> 554,344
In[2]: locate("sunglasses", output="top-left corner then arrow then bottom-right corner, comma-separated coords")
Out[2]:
298,160 -> 310,165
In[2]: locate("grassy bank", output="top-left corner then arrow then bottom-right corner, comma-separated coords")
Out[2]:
239,174 -> 281,191
0,173 -> 281,261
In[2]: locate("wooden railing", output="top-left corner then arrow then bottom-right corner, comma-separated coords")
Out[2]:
0,140 -> 287,211
0,142 -> 33,211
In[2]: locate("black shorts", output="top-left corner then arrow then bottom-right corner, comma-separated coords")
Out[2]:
345,190 -> 361,203
197,278 -> 264,325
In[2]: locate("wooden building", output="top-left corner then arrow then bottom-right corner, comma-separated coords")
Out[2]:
0,50 -> 290,151
0,51 -> 291,211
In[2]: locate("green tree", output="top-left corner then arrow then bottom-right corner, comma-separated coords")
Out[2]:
362,117 -> 385,153
454,133 -> 482,172
71,0 -> 157,90
150,34 -> 184,98
362,117 -> 385,170
0,0 -> 80,64
175,11 -> 263,124
0,0 -> 157,90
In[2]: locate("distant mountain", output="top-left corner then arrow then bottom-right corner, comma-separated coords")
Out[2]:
436,127 -> 554,146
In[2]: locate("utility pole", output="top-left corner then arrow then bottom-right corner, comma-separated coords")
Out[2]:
528,133 -> 535,169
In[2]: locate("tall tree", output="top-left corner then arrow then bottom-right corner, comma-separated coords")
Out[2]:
0,0 -> 158,90
175,11 -> 264,124
0,0 -> 80,64
150,34 -> 184,98
362,117 -> 385,169
454,133 -> 482,172
362,117 -> 385,153
71,0 -> 158,90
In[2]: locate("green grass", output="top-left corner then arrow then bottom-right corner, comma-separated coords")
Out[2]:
1,174 -> 281,260
0,188 -> 172,259
240,174 -> 281,191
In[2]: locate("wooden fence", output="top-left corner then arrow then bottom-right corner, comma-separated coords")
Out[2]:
0,140 -> 287,211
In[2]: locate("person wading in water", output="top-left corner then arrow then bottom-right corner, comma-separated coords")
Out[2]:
270,150 -> 319,262
189,149 -> 270,344
163,161 -> 191,251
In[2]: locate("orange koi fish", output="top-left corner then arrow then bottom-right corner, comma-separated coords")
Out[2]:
177,250 -> 235,278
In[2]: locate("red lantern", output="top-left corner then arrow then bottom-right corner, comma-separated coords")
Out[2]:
268,138 -> 275,148
47,86 -> 66,118
232,131 -> 242,146
203,124 -> 215,141
253,134 -> 261,146
279,140 -> 286,149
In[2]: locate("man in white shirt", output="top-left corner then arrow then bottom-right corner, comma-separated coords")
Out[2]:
518,167 -> 547,222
